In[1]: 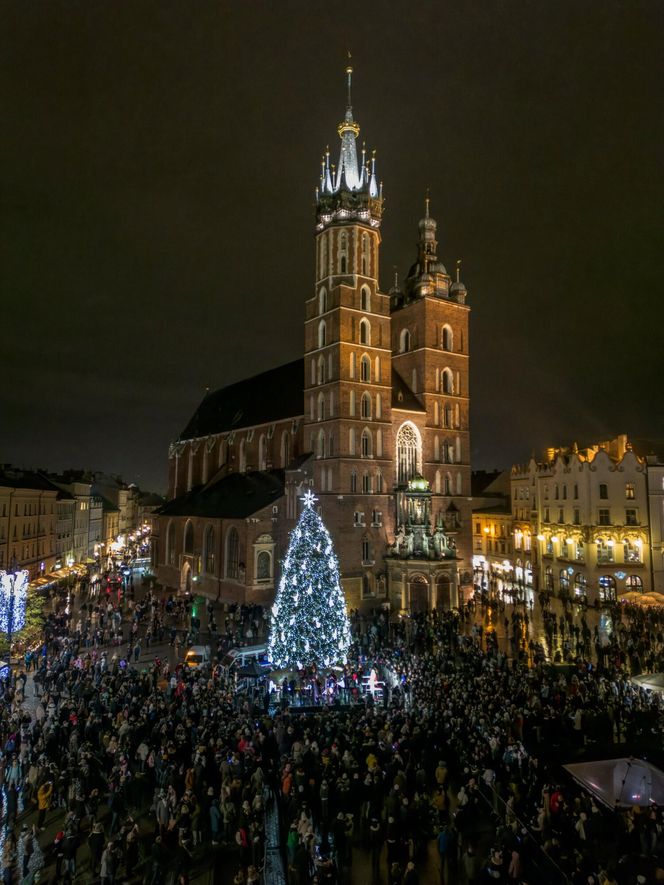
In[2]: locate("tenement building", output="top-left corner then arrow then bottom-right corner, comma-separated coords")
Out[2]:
511,435 -> 652,604
154,67 -> 473,612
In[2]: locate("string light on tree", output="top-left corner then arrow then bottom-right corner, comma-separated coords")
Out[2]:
0,569 -> 29,671
268,490 -> 351,670
0,570 -> 28,635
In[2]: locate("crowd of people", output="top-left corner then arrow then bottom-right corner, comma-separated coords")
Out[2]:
0,571 -> 660,884
269,598 -> 664,884
0,579 -> 278,885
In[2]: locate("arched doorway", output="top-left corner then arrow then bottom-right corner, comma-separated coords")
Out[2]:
180,560 -> 192,595
409,575 -> 429,612
436,574 -> 452,611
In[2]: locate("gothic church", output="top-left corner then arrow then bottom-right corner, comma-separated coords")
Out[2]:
154,66 -> 472,613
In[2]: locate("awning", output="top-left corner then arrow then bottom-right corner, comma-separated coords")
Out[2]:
564,758 -> 664,809
631,673 -> 664,695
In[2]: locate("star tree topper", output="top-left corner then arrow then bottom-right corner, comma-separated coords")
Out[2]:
301,489 -> 318,508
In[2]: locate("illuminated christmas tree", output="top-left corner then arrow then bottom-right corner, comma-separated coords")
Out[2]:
268,490 -> 351,670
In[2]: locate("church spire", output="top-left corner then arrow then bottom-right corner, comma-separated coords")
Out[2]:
315,62 -> 383,230
336,61 -> 361,191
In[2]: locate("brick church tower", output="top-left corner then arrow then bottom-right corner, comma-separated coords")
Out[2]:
303,63 -> 393,602
302,66 -> 472,608
155,64 -> 473,614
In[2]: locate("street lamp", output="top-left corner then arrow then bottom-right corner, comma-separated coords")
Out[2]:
0,567 -> 29,671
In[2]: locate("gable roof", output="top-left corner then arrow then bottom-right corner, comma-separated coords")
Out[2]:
158,469 -> 285,519
391,369 -> 425,412
179,359 -> 304,440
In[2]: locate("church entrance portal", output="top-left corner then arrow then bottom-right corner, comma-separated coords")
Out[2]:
436,574 -> 452,611
180,561 -> 192,595
409,575 -> 429,612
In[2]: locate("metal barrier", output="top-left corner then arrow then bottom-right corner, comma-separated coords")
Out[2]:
262,786 -> 287,885
477,783 -> 572,885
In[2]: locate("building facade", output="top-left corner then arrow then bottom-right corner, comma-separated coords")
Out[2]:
512,436 -> 651,604
0,470 -> 60,579
155,68 -> 473,612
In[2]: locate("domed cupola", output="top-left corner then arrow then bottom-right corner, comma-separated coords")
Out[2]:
403,196 -> 451,301
449,260 -> 468,304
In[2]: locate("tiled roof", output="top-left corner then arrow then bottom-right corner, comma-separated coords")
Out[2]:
158,469 -> 285,519
179,359 -> 304,440
0,470 -> 71,498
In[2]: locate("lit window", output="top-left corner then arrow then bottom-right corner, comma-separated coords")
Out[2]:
625,483 -> 635,500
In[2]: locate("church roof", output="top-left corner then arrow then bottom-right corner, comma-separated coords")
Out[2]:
179,359 -> 304,440
391,369 -> 425,412
158,469 -> 285,520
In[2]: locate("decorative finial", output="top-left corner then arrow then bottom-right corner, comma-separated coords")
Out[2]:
393,266 -> 399,289
346,52 -> 353,109
425,189 -> 430,219
456,259 -> 461,283
301,489 -> 318,509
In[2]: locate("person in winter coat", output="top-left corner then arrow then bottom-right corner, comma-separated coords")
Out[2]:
37,780 -> 53,829
209,797 -> 222,845
87,823 -> 105,878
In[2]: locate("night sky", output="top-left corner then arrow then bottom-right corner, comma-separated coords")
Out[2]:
4,1 -> 664,493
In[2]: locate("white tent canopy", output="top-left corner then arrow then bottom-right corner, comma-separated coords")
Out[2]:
564,758 -> 664,809
630,673 -> 664,695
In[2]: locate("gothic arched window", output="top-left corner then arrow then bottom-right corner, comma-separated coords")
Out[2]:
226,528 -> 240,579
441,325 -> 453,351
361,234 -> 370,276
400,329 -> 410,353
441,368 -> 454,394
258,434 -> 267,471
360,318 -> 371,345
361,429 -> 373,458
166,521 -> 176,566
360,284 -> 371,311
361,392 -> 372,419
338,231 -> 348,274
396,422 -> 421,483
204,525 -> 215,573
319,287 -> 327,314
280,431 -> 290,468
318,319 -> 327,349
183,520 -> 194,555
360,355 -> 371,382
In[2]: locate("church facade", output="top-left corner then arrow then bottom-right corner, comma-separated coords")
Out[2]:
153,67 -> 473,613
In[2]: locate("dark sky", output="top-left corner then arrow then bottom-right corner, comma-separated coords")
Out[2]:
3,1 -> 663,493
